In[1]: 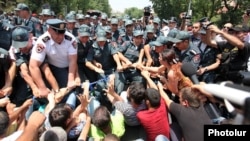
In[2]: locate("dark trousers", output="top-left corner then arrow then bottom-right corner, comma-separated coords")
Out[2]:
115,69 -> 145,95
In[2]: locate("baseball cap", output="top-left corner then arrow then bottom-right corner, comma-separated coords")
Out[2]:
153,17 -> 160,25
41,9 -> 52,16
167,29 -> 179,41
101,14 -> 107,20
111,18 -> 118,25
78,24 -> 90,36
103,26 -> 112,33
47,19 -> 66,34
66,13 -> 76,23
76,14 -> 85,20
39,126 -> 67,141
96,30 -> 107,41
12,26 -> 29,49
162,19 -> 168,24
151,36 -> 168,47
17,3 -> 29,11
169,17 -> 177,23
229,25 -> 248,32
133,30 -> 144,37
169,31 -> 190,43
125,20 -> 133,27
15,25 -> 32,33
15,3 -> 22,11
145,25 -> 154,33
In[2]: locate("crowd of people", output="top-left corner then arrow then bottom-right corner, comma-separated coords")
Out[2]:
0,2 -> 250,141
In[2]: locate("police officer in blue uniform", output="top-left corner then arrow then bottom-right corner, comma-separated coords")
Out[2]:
66,13 -> 78,37
76,24 -> 96,83
169,30 -> 201,69
8,26 -> 34,106
117,20 -> 134,45
144,24 -> 157,45
85,30 -> 122,111
40,9 -> 52,33
114,30 -> 146,94
0,19 -> 14,50
110,18 -> 120,43
18,3 -> 43,38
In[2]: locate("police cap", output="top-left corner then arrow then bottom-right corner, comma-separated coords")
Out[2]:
78,24 -> 90,36
17,3 -> 29,11
168,31 -> 190,43
12,26 -> 29,48
96,30 -> 107,42
47,19 -> 66,34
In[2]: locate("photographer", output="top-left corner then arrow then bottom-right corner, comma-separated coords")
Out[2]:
142,6 -> 153,28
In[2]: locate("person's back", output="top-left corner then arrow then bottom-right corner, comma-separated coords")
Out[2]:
89,106 -> 125,140
137,88 -> 170,141
169,87 -> 212,141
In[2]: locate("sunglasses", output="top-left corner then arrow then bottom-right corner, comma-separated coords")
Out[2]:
52,28 -> 65,34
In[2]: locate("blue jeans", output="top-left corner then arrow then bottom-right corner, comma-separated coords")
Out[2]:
155,135 -> 169,141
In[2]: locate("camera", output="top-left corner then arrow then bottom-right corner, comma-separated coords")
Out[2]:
247,9 -> 250,16
144,6 -> 151,17
183,10 -> 192,19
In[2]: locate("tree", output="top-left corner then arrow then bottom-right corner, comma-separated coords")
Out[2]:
124,7 -> 143,19
150,0 -> 250,27
8,0 -> 111,17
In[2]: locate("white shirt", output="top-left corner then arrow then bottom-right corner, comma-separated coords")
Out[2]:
161,26 -> 170,37
31,31 -> 77,68
1,130 -> 23,141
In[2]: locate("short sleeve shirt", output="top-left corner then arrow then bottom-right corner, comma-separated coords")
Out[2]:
89,110 -> 125,139
31,31 -> 77,68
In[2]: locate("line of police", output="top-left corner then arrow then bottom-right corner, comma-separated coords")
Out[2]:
1,3 -> 250,116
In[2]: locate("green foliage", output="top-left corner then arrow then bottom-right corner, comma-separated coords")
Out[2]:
124,7 -> 143,19
150,0 -> 250,27
2,0 -> 111,17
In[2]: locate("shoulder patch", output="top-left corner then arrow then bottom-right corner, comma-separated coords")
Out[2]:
192,54 -> 200,64
42,36 -> 50,43
65,35 -> 72,41
111,41 -> 118,48
36,44 -> 45,53
72,41 -> 77,49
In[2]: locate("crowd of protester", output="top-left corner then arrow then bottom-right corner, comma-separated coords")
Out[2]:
0,2 -> 250,141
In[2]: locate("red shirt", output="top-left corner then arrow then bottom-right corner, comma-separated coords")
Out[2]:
137,98 -> 170,141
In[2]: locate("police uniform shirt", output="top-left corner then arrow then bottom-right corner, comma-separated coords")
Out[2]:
8,46 -> 31,67
22,16 -> 42,38
118,41 -> 143,63
31,31 -> 77,68
175,43 -> 201,69
112,30 -> 120,42
148,42 -> 160,66
77,38 -> 93,64
86,41 -> 118,71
